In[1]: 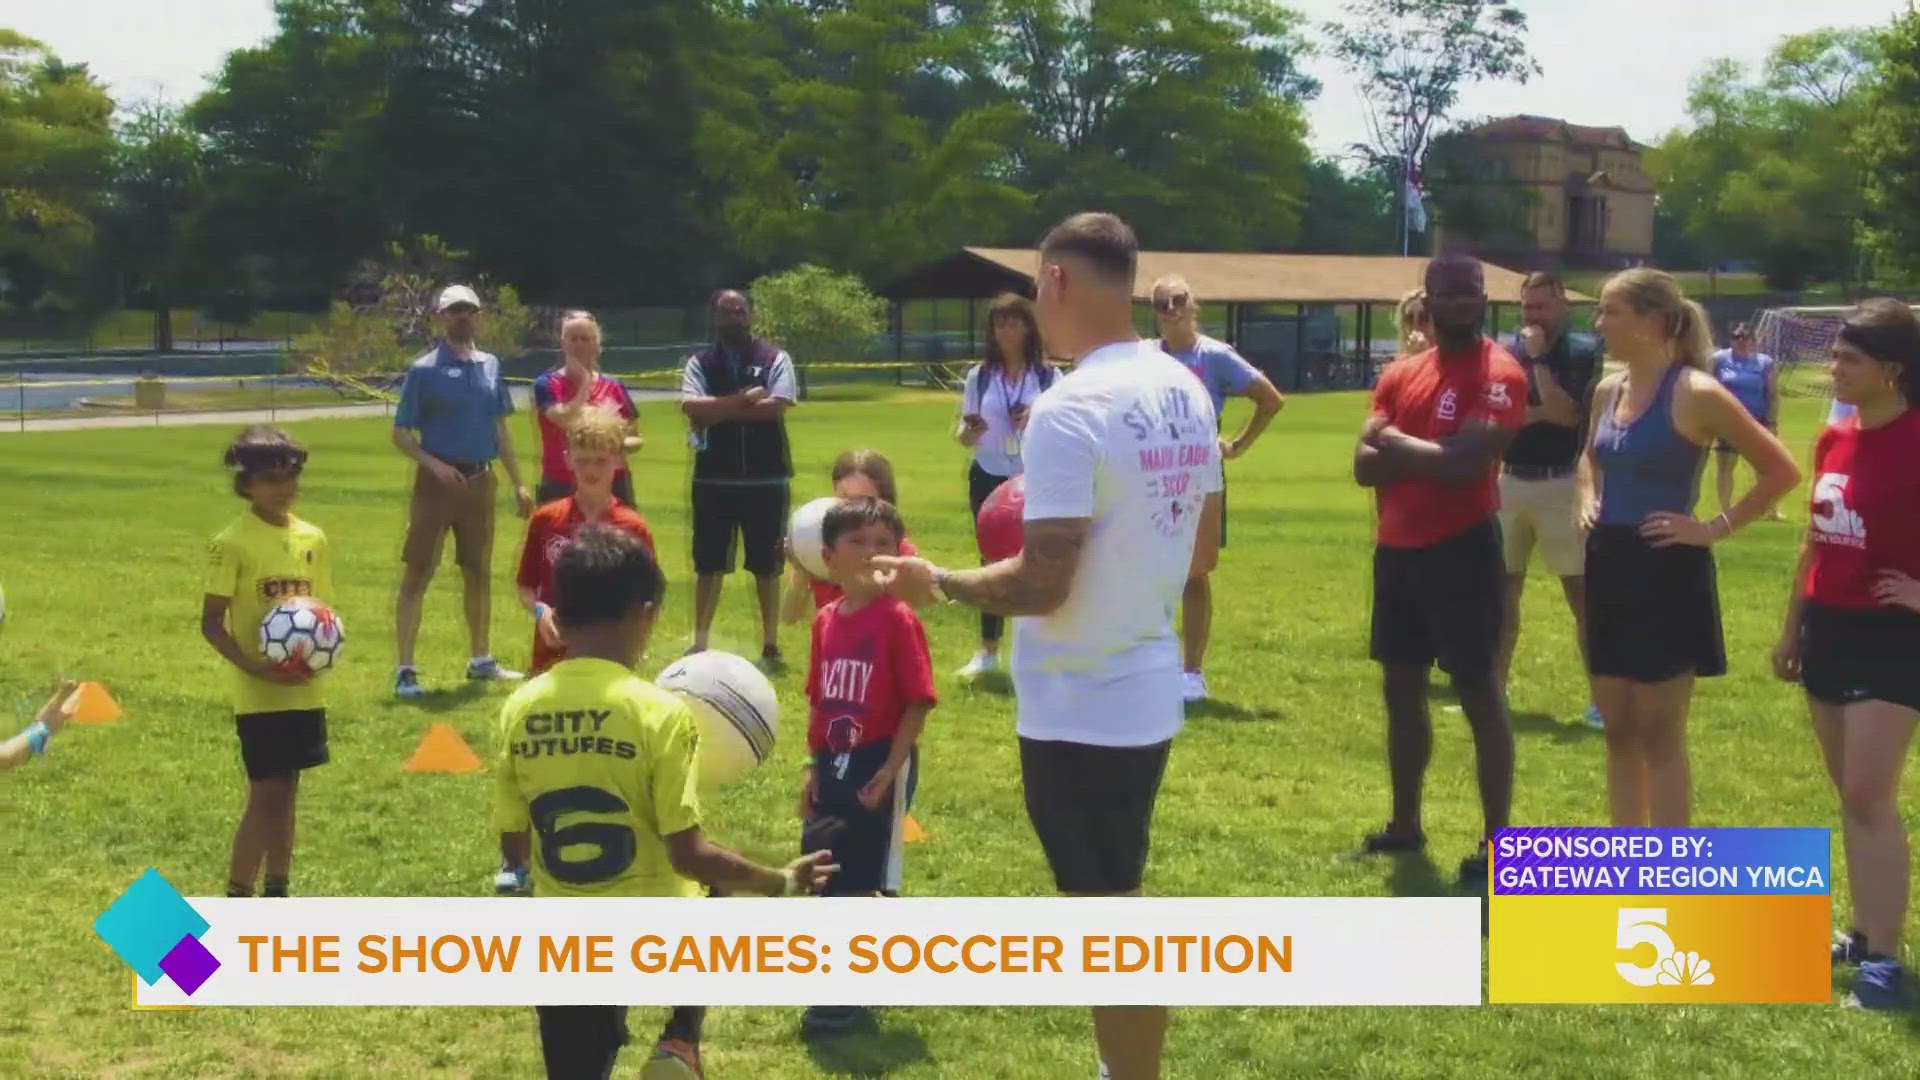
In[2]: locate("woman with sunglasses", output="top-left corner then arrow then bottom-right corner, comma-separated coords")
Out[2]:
1711,322 -> 1784,521
953,293 -> 1055,680
1150,275 -> 1285,703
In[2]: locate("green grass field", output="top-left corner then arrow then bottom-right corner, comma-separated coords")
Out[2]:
0,385 -> 1913,1078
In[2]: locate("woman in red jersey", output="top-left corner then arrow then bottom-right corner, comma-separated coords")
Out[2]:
1773,298 -> 1920,1010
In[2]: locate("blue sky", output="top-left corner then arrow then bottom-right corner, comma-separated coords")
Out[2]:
11,0 -> 1911,156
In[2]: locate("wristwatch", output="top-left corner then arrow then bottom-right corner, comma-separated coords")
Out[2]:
930,570 -> 953,605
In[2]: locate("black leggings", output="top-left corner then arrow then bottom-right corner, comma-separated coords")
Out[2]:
967,462 -> 1010,646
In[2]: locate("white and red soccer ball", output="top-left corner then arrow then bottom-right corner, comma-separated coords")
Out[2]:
260,597 -> 344,675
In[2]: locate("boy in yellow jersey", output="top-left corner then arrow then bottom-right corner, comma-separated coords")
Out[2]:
492,524 -> 833,1080
199,426 -> 333,899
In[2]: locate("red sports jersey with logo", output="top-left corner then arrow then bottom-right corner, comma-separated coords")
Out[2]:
807,536 -> 918,610
531,369 -> 637,486
805,595 -> 936,754
516,496 -> 656,675
1805,408 -> 1920,609
1370,339 -> 1528,548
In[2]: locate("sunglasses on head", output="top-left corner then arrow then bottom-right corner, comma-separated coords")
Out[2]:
1153,294 -> 1189,314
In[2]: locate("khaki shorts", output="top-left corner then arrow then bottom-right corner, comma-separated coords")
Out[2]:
403,465 -> 496,572
1498,472 -> 1585,578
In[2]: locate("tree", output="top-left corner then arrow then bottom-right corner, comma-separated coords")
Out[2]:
1650,29 -> 1880,290
292,235 -> 531,395
1292,159 -> 1397,255
746,263 -> 885,399
0,31 -> 115,311
983,0 -> 1318,250
698,0 -> 1032,283
1860,8 -> 1920,282
1324,0 -> 1537,246
105,104 -> 208,350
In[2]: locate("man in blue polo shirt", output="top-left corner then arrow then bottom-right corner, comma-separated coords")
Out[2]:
391,284 -> 536,698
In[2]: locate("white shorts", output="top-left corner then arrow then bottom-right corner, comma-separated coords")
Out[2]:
1498,472 -> 1586,578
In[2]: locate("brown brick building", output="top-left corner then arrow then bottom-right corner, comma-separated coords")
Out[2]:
1428,115 -> 1655,272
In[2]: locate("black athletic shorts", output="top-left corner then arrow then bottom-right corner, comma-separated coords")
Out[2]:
534,1004 -> 628,1080
803,738 -> 917,895
1019,737 -> 1171,894
1802,603 -> 1920,713
1585,524 -> 1726,682
234,709 -> 329,781
535,473 -> 635,509
1369,518 -> 1505,683
691,481 -> 789,576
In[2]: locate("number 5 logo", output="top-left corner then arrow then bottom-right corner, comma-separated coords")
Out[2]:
1614,907 -> 1675,987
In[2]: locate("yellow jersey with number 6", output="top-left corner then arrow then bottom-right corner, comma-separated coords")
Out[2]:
491,657 -> 704,898
205,512 -> 333,715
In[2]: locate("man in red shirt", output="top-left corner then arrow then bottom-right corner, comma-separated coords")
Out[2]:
1354,253 -> 1528,884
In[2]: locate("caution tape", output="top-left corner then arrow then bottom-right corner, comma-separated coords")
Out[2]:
1,360 -> 975,393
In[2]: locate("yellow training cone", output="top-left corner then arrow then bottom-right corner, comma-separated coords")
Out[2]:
66,681 -> 122,724
403,721 -> 482,774
902,814 -> 927,844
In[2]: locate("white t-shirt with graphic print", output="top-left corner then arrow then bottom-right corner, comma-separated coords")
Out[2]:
1011,339 -> 1223,748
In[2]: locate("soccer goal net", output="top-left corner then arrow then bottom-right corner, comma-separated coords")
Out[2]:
1752,303 -> 1920,402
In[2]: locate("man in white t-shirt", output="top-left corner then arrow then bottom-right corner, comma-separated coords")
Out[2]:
877,212 -> 1223,1080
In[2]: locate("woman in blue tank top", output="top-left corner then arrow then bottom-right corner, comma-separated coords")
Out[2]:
1577,269 -> 1800,828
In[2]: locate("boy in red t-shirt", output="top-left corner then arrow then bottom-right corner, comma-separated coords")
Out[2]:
799,496 -> 935,1036
496,408 -> 654,896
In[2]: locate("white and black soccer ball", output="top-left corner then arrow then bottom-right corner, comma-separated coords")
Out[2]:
259,597 -> 344,675
656,651 -> 779,791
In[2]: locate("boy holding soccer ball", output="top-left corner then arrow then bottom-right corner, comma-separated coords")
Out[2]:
492,524 -> 833,1080
199,426 -> 333,899
799,497 -> 937,1036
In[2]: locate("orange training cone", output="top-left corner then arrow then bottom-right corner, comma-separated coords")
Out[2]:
902,814 -> 927,844
404,721 -> 483,774
66,681 -> 122,724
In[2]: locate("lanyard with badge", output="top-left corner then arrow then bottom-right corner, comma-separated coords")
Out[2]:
999,369 -> 1030,458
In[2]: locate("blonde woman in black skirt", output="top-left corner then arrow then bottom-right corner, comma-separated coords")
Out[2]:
1576,269 -> 1798,826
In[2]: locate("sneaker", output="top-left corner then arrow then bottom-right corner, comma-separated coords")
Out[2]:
1458,841 -> 1490,886
466,657 -> 523,682
1584,704 -> 1605,730
761,645 -> 785,672
1183,671 -> 1209,703
799,1005 -> 871,1038
956,651 -> 998,679
492,863 -> 529,896
394,667 -> 425,698
1360,825 -> 1426,855
640,1038 -> 703,1079
1834,929 -> 1867,967
1845,957 -> 1905,1009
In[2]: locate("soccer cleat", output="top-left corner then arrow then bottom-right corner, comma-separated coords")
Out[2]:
1183,671 -> 1209,703
1833,929 -> 1867,967
1458,841 -> 1491,886
1845,957 -> 1905,1009
640,1038 -> 703,1079
1360,825 -> 1426,855
1584,704 -> 1605,730
394,667 -> 425,698
800,1005 -> 872,1039
466,657 -> 523,682
955,651 -> 998,679
492,863 -> 530,896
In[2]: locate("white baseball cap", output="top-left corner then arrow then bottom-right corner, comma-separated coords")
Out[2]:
436,284 -> 482,312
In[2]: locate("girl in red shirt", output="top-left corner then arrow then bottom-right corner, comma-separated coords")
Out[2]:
780,449 -> 918,623
1774,298 -> 1920,1010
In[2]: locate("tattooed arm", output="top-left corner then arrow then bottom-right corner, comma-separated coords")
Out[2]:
939,518 -> 1089,616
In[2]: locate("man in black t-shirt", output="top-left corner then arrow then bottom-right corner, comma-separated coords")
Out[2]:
1494,272 -> 1602,726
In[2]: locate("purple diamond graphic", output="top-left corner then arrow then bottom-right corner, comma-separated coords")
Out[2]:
157,934 -> 220,995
